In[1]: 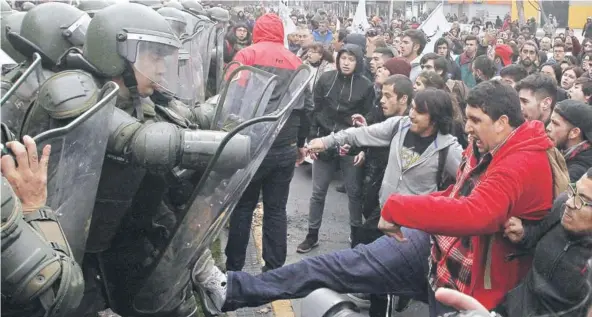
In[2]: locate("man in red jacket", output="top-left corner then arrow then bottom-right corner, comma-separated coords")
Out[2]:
193,81 -> 554,317
379,80 -> 554,309
223,13 -> 314,275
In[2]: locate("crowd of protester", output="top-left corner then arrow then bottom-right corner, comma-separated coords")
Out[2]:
206,5 -> 592,316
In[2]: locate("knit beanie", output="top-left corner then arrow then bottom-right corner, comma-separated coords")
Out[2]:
383,57 -> 412,78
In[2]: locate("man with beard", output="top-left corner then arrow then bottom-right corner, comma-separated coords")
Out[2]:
224,22 -> 252,62
515,73 -> 557,124
546,100 -> 592,181
517,40 -> 540,75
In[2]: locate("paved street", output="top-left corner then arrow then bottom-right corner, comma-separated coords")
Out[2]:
283,163 -> 429,317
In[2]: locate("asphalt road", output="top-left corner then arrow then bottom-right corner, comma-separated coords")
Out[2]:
284,164 -> 429,317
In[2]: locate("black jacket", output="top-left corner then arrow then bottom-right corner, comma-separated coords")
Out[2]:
499,194 -> 592,317
566,146 -> 592,182
309,44 -> 374,144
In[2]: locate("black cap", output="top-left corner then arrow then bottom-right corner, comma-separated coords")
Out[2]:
554,99 -> 592,140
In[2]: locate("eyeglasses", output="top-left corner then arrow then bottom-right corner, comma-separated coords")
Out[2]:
567,183 -> 592,210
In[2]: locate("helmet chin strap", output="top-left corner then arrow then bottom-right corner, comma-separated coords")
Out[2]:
122,62 -> 143,121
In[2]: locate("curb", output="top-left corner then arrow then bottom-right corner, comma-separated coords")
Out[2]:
252,204 -> 296,317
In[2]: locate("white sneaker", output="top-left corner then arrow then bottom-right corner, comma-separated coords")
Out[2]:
192,249 -> 227,315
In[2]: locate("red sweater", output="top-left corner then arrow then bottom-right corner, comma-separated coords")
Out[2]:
381,121 -> 554,309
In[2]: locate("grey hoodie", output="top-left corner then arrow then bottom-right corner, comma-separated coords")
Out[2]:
321,116 -> 463,207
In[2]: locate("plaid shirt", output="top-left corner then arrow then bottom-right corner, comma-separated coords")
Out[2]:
429,131 -> 518,292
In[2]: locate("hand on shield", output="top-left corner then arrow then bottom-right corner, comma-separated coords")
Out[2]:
1,136 -> 51,212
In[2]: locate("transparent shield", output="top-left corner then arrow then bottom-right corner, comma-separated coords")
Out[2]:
131,65 -> 313,313
214,24 -> 225,93
0,53 -> 47,134
177,50 -> 202,105
35,82 -> 118,263
188,19 -> 216,90
211,65 -> 278,131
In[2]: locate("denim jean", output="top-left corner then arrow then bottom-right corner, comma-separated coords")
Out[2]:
225,145 -> 297,271
223,229 -> 455,316
309,155 -> 364,229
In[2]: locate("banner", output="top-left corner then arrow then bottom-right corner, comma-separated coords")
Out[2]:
417,4 -> 451,55
279,0 -> 297,49
352,0 -> 370,34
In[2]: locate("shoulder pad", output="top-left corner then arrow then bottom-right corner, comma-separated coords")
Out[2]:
36,70 -> 99,120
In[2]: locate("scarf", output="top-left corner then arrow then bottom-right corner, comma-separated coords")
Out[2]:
564,141 -> 592,161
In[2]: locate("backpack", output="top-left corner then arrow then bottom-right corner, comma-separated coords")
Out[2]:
390,120 -> 452,191
546,147 -> 570,199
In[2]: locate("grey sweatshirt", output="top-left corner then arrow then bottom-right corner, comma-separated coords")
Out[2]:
321,116 -> 463,207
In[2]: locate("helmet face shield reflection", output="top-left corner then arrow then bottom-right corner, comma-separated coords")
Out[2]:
117,33 -> 182,97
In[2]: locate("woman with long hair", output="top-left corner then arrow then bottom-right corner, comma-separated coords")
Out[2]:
414,70 -> 468,148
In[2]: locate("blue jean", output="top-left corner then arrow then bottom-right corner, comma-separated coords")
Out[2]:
223,229 -> 454,316
225,145 -> 297,271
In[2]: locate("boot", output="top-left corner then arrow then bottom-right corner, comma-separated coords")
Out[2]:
297,228 -> 319,253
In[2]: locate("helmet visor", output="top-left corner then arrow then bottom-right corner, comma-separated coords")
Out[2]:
64,13 -> 91,47
120,36 -> 181,97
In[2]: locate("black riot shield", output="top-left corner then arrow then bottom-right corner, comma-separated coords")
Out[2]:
34,82 -> 118,263
0,53 -> 45,133
211,65 -> 278,131
129,65 -> 313,313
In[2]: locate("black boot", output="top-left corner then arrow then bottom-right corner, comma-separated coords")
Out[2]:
297,229 -> 319,253
350,226 -> 362,248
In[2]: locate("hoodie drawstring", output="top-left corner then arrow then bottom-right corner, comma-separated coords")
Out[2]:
324,72 -> 339,98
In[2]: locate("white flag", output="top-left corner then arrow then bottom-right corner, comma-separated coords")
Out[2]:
352,0 -> 370,34
278,0 -> 297,49
417,4 -> 451,55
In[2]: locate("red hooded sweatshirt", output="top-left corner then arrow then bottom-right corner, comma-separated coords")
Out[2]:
381,121 -> 554,309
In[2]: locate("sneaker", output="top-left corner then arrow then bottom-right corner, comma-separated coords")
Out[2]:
191,249 -> 227,315
346,293 -> 371,308
296,233 -> 319,253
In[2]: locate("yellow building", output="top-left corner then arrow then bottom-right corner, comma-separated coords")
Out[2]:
511,0 -> 592,29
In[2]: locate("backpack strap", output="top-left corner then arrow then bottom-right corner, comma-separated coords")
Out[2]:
390,120 -> 402,142
436,146 -> 449,190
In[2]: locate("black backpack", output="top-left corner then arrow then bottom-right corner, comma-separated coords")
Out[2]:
390,120 -> 453,191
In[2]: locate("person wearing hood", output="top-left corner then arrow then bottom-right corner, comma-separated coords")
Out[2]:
224,22 -> 252,63
546,100 -> 592,182
296,43 -> 375,253
343,33 -> 373,81
223,14 -> 314,273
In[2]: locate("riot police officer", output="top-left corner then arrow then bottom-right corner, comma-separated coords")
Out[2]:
1,2 -> 91,133
57,3 -> 251,317
1,137 -> 85,317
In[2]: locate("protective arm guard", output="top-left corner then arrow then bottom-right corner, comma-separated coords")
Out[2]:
108,107 -> 251,172
301,288 -> 366,317
1,177 -> 84,317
